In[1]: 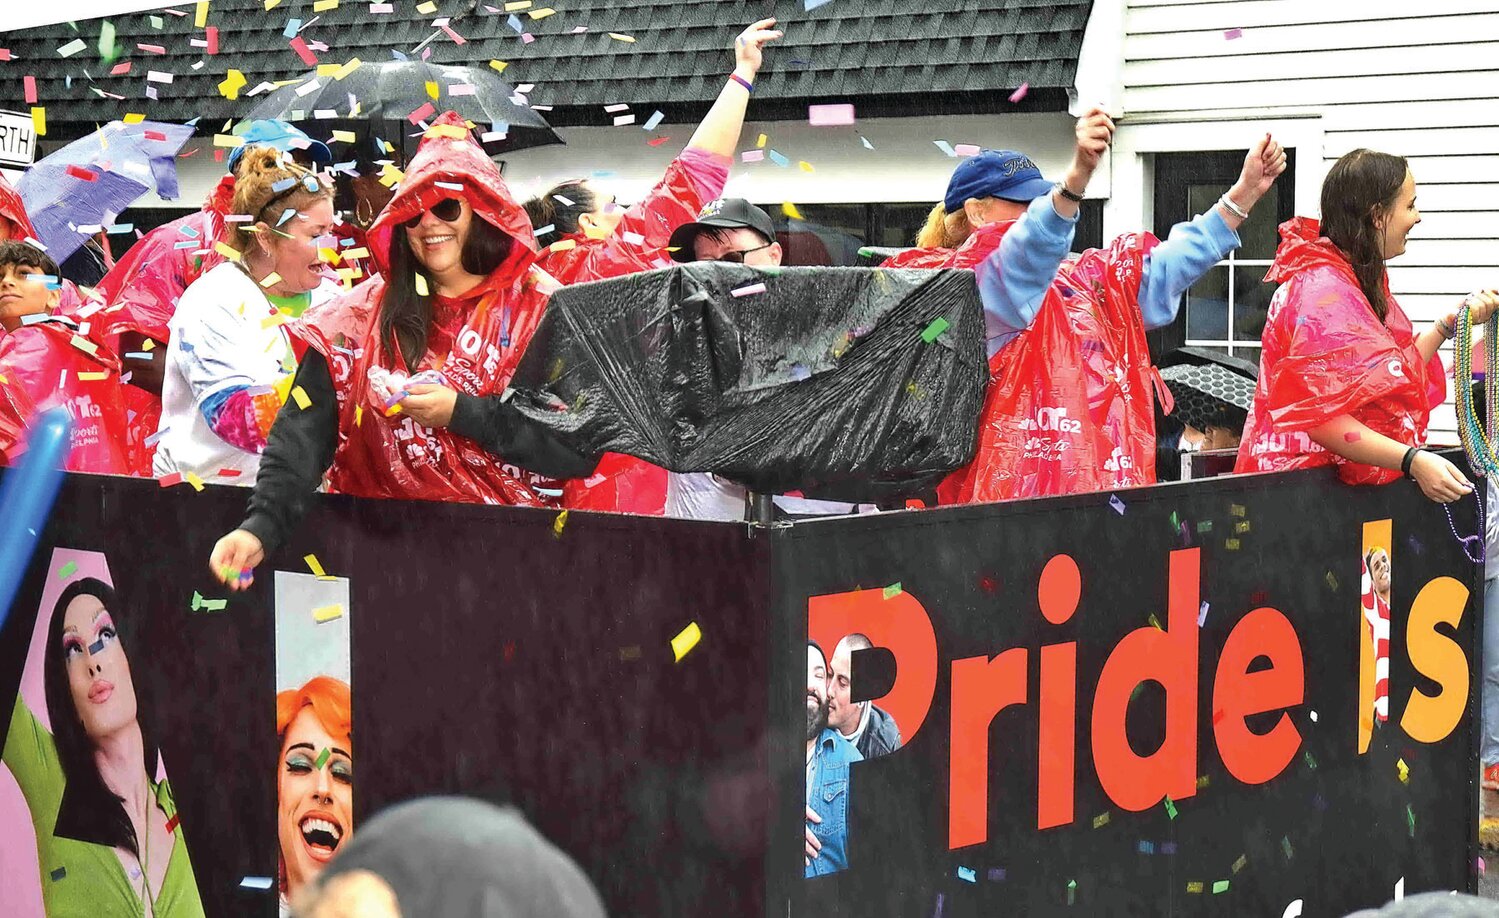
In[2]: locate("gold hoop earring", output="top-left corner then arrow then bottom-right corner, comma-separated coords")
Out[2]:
356,197 -> 374,227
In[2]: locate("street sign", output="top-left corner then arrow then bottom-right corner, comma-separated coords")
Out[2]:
0,110 -> 37,169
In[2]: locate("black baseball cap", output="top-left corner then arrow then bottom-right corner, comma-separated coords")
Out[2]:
668,198 -> 776,263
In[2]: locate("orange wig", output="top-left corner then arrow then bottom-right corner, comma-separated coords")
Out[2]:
276,675 -> 352,748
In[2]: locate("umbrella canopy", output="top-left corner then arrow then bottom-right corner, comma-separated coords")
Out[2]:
243,60 -> 562,157
18,120 -> 195,264
1160,363 -> 1256,433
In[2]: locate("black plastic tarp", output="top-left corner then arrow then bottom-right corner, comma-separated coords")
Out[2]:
507,263 -> 987,500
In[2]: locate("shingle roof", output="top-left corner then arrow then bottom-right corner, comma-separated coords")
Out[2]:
0,0 -> 1090,139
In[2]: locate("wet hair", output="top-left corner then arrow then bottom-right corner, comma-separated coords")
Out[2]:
380,212 -> 513,368
915,202 -> 974,249
522,180 -> 599,247
277,675 -> 352,747
43,577 -> 161,857
227,147 -> 334,257
0,240 -> 60,278
1319,148 -> 1410,323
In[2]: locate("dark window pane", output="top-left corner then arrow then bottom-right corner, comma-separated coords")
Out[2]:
1232,266 -> 1275,344
1185,265 -> 1230,341
875,203 -> 933,248
1233,187 -> 1282,259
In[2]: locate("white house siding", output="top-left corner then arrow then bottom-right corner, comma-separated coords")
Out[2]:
1119,0 -> 1499,443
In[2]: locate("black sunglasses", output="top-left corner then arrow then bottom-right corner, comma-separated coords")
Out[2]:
403,198 -> 464,229
713,241 -> 775,264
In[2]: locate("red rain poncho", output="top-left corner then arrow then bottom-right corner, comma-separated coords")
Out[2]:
534,151 -> 727,516
1235,217 -> 1444,485
294,112 -> 561,506
96,173 -> 235,345
0,318 -> 139,474
886,222 -> 1163,503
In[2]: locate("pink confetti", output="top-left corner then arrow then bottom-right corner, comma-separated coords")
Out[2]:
1344,431 -> 1361,443
521,33 -> 536,44
1224,28 -> 1243,39
807,103 -> 856,126
0,50 -> 11,61
137,43 -> 167,55
110,61 -> 132,76
206,26 -> 219,55
23,75 -> 35,104
289,36 -> 318,66
954,143 -> 981,157
741,149 -> 765,163
440,25 -> 467,45
449,84 -> 477,96
731,282 -> 767,298
1008,82 -> 1029,103
408,101 -> 437,124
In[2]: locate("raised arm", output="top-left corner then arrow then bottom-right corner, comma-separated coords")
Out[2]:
684,19 -> 784,159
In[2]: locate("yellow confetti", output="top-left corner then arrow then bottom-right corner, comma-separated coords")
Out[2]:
529,7 -> 556,18
218,69 -> 247,101
291,386 -> 311,410
670,621 -> 702,662
142,339 -> 156,352
1186,882 -> 1204,894
213,133 -> 246,148
1230,503 -> 1246,517
260,313 -> 288,330
195,0 -> 210,29
122,112 -> 145,125
184,471 -> 205,492
354,405 -> 363,427
425,81 -> 439,101
312,604 -> 344,623
1091,812 -> 1110,828
30,107 -> 45,137
1397,758 -> 1409,783
552,509 -> 569,537
265,0 -> 282,9
756,133 -> 768,148
1231,855 -> 1247,874
782,201 -> 804,221
259,272 -> 283,289
312,0 -> 338,10
414,274 -> 429,297
318,247 -> 342,265
1148,613 -> 1162,630
798,161 -> 814,173
608,32 -> 636,42
330,58 -> 363,81
303,554 -> 327,577
416,0 -> 436,12
342,247 -> 370,260
489,60 -> 509,73
504,0 -> 532,8
330,129 -> 356,143
76,371 -> 108,382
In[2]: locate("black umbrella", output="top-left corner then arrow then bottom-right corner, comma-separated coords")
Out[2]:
1160,363 -> 1256,432
242,60 -> 562,156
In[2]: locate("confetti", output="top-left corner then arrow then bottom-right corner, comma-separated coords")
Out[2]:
1138,840 -> 1155,854
31,107 -> 46,137
1397,758 -> 1409,783
313,747 -> 331,769
1281,836 -> 1293,859
920,317 -> 950,343
241,876 -> 274,890
988,868 -> 1006,881
1066,879 -> 1076,905
414,274 -> 430,296
1234,520 -> 1251,533
933,140 -> 957,157
1304,751 -> 1317,770
1164,797 -> 1177,819
304,554 -> 327,577
260,272 -> 284,288
313,604 -> 343,623
1225,538 -> 1241,550
1197,520 -> 1212,533
731,282 -> 767,298
608,32 -> 637,43
1231,855 -> 1247,874
184,472 -> 205,492
23,75 -> 36,105
1224,28 -> 1244,39
70,335 -> 99,356
57,561 -> 78,579
57,39 -> 87,58
1186,882 -> 1204,894
190,591 -> 227,612
1109,494 -> 1125,515
1230,503 -> 1246,517
883,582 -> 902,599
957,866 -> 976,883
165,814 -> 180,834
49,867 -> 66,882
157,472 -> 183,488
1213,880 -> 1229,894
670,621 -> 701,661
1008,82 -> 1029,103
643,110 -> 664,131
552,509 -> 569,537
291,386 -> 311,410
1091,812 -> 1109,828
1325,571 -> 1338,590
77,372 -> 108,382
741,150 -> 764,163
1197,601 -> 1209,626
808,103 -> 856,126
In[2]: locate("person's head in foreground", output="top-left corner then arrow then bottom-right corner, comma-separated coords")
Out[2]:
1319,148 -> 1419,322
0,241 -> 61,332
290,796 -> 607,918
44,577 -> 161,854
917,149 -> 1055,249
226,149 -> 337,299
277,675 -> 353,905
807,641 -> 831,742
669,198 -> 783,267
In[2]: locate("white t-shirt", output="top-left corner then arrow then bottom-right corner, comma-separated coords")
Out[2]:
153,263 -> 342,485
664,472 -> 872,522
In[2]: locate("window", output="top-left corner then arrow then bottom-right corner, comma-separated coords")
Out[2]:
1150,150 -> 1296,364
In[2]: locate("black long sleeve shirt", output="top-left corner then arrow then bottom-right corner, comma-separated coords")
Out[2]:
238,350 -> 599,555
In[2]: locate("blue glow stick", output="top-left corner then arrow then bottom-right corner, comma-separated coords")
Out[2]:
0,408 -> 71,633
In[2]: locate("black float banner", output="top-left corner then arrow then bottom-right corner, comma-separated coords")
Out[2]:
0,461 -> 1482,917
772,463 -> 1483,917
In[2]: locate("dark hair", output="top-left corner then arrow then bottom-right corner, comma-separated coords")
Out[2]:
43,577 -> 161,856
522,180 -> 599,247
701,225 -> 773,250
380,211 -> 513,368
0,240 -> 60,277
1319,148 -> 1410,323
1155,412 -> 1185,483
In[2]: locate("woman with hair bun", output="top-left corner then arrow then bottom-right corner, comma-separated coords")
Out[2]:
153,149 -> 340,486
1236,148 -> 1499,501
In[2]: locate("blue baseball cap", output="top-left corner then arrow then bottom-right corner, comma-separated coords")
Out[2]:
942,150 -> 1054,212
226,120 -> 333,172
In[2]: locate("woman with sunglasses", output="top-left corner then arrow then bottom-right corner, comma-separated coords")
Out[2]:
153,150 -> 341,486
207,113 -> 599,586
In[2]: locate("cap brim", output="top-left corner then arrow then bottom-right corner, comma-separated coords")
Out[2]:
994,176 -> 1057,203
304,140 -> 334,164
667,216 -> 757,263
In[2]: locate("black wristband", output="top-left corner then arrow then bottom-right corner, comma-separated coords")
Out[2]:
1054,182 -> 1085,203
1401,446 -> 1420,479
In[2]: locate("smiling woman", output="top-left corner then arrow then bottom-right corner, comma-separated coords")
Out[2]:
276,676 -> 353,915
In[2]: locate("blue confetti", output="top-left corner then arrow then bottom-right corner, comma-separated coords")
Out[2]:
642,110 -> 665,131
1138,840 -> 1155,854
957,866 -> 976,883
507,13 -> 524,32
283,18 -> 302,38
933,140 -> 957,157
241,876 -> 274,890
987,867 -> 1006,881
1109,494 -> 1125,515
768,149 -> 790,168
805,0 -> 834,9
